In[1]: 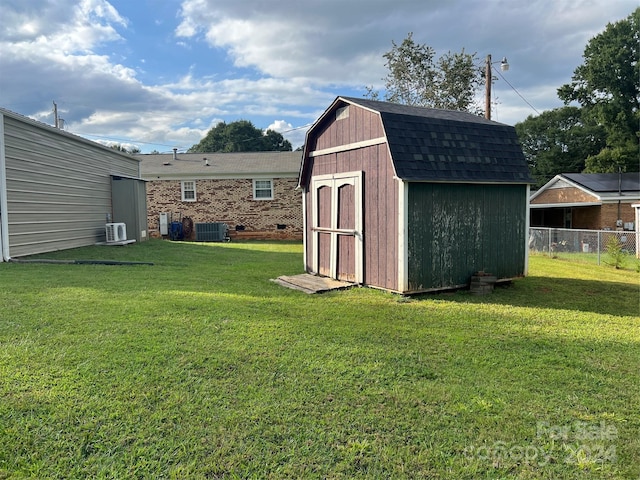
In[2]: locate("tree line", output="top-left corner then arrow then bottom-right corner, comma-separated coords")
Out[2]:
368,8 -> 639,187
184,7 -> 637,188
518,7 -> 639,186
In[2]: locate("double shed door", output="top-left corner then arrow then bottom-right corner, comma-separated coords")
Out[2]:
311,172 -> 363,283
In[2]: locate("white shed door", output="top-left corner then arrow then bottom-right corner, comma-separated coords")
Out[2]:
311,172 -> 363,283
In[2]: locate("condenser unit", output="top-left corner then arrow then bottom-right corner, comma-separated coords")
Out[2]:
195,222 -> 229,242
105,222 -> 127,243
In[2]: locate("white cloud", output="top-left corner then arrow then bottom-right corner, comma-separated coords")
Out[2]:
267,120 -> 292,132
1,0 -> 637,152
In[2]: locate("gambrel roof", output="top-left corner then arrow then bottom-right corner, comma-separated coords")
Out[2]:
301,97 -> 533,184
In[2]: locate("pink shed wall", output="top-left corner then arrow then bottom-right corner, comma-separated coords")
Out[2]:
304,105 -> 400,291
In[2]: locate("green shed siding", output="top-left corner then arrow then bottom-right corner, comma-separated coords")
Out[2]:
407,183 -> 527,291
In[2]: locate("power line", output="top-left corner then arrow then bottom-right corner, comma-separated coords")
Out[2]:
494,67 -> 541,116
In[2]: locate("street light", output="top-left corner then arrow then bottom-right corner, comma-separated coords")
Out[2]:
485,54 -> 509,120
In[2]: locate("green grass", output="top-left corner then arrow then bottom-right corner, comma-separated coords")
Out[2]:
531,250 -> 639,270
1,240 -> 638,479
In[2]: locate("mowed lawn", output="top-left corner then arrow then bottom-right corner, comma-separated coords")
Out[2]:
0,240 -> 638,479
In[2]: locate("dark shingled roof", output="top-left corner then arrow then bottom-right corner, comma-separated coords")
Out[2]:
562,172 -> 640,193
340,97 -> 533,183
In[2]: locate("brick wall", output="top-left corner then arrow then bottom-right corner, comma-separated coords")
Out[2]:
600,202 -> 636,230
146,177 -> 303,240
572,205 -> 600,230
532,187 -> 598,204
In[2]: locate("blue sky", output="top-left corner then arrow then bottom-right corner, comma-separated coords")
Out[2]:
0,0 -> 637,153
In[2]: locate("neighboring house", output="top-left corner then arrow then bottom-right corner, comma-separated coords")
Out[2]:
530,172 -> 640,230
0,108 -> 147,261
139,150 -> 303,240
298,97 -> 533,294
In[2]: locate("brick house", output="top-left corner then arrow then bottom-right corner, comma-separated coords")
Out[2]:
139,151 -> 303,240
530,172 -> 640,230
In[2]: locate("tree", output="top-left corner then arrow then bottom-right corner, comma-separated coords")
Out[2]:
557,7 -> 639,172
188,120 -> 292,153
110,144 -> 141,154
584,145 -> 639,173
366,33 -> 483,113
515,107 -> 607,187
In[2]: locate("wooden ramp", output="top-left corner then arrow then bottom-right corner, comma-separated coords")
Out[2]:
272,274 -> 354,294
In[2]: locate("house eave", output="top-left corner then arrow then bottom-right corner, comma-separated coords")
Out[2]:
530,201 -> 602,209
142,172 -> 298,181
396,178 -> 533,185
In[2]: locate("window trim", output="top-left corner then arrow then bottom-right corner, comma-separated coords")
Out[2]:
253,179 -> 274,200
181,180 -> 197,202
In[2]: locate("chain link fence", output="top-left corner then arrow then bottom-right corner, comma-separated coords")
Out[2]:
529,227 -> 638,266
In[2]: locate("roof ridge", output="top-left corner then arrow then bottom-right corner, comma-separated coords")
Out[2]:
339,96 -> 504,126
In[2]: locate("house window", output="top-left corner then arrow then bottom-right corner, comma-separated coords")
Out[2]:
181,180 -> 196,201
253,179 -> 273,200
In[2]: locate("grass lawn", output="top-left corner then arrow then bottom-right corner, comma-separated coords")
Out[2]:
1,240 -> 638,479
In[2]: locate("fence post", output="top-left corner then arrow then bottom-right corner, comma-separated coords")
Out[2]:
597,231 -> 601,265
548,229 -> 552,257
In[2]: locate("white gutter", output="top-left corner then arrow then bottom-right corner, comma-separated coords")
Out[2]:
0,113 -> 10,261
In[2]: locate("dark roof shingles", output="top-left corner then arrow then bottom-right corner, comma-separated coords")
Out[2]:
343,97 -> 534,184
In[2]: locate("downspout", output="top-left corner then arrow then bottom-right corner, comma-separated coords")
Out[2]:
0,113 -> 10,262
617,167 -> 622,225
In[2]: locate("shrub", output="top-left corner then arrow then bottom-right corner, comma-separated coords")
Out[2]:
605,235 -> 626,269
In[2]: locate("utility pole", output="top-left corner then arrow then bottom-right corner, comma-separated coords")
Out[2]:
485,55 -> 492,120
484,55 -> 509,121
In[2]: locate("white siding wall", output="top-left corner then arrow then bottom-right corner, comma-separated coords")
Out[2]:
1,113 -> 140,258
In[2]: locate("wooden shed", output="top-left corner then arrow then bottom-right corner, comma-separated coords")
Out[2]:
0,108 -> 147,260
298,97 -> 533,294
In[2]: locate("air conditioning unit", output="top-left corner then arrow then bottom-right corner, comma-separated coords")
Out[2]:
105,222 -> 127,242
195,222 -> 229,242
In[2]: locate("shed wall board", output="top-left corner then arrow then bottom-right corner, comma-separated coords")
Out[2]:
303,104 -> 400,291
2,113 -> 140,258
303,143 -> 399,291
310,106 -> 384,152
407,183 -> 527,292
